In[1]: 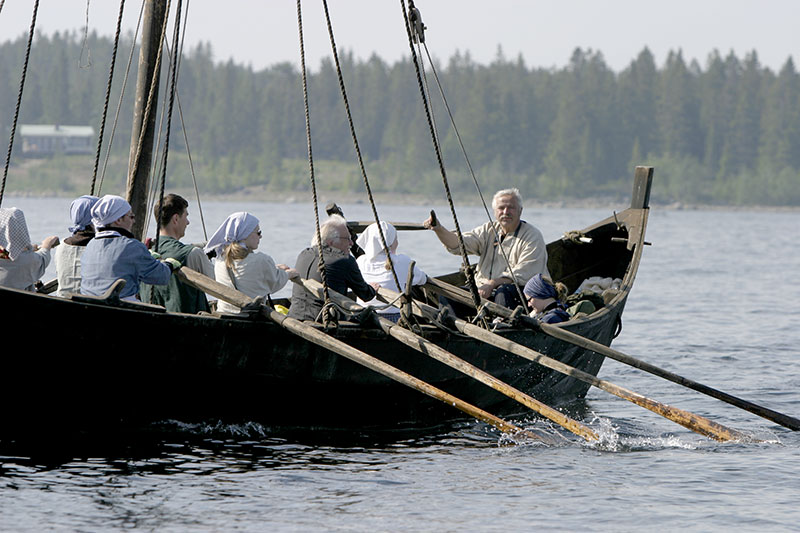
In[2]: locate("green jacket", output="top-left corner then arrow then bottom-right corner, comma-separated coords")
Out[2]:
141,236 -> 210,313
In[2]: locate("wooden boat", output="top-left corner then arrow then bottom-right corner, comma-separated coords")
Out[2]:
1,169 -> 652,433
0,1 -> 652,435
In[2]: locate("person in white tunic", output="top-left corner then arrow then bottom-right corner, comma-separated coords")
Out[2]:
423,188 -> 549,310
55,195 -> 98,297
0,207 -> 60,291
204,212 -> 298,314
355,221 -> 427,322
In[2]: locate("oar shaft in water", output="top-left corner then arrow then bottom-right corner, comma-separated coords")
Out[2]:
424,277 -> 799,432
385,285 -> 754,442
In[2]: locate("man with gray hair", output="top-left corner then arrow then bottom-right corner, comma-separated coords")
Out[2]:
423,188 -> 549,310
288,214 -> 377,321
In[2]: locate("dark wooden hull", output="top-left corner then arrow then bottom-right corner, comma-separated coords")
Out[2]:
1,172 -> 652,434
2,287 -> 621,430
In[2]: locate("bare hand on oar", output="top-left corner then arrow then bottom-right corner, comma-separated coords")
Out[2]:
423,210 -> 439,229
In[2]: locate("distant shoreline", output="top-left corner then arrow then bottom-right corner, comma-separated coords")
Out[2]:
5,189 -> 799,212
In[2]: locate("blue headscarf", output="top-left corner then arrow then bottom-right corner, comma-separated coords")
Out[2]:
204,212 -> 260,255
523,273 -> 557,300
91,195 -> 131,228
68,195 -> 99,234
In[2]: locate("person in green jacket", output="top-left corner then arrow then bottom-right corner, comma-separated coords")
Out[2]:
141,194 -> 214,313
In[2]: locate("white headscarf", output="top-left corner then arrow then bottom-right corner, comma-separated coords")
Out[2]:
91,195 -> 131,228
204,212 -> 260,255
0,207 -> 32,261
356,221 -> 397,262
68,195 -> 99,234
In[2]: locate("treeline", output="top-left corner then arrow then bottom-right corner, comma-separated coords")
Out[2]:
2,31 -> 800,205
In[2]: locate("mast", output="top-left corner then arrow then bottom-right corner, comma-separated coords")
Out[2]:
126,0 -> 167,239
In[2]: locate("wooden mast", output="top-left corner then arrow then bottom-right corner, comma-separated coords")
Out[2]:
126,0 -> 167,239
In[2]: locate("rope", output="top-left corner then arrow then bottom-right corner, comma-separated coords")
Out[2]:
172,1 -> 208,241
91,0 -> 126,196
418,38 -> 529,313
320,0 -> 403,295
296,0 -> 333,327
78,0 -> 93,68
127,0 -> 171,207
152,0 -> 184,254
98,0 -> 146,195
399,0 -> 481,310
0,0 -> 39,209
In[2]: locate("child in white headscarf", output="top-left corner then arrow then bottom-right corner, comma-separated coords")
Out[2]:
205,212 -> 298,314
0,207 -> 60,291
355,221 -> 427,322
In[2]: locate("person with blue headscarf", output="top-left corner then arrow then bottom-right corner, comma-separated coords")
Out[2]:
80,195 -> 175,302
204,211 -> 298,314
523,273 -> 570,324
55,195 -> 98,297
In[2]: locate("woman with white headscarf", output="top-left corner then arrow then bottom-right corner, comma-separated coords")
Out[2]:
80,195 -> 174,301
355,221 -> 427,322
204,212 -> 298,314
55,195 -> 98,297
0,207 -> 59,291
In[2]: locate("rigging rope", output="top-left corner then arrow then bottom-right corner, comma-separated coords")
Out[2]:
399,0 -> 482,311
296,0 -> 333,327
127,0 -> 171,210
320,0 -> 403,296
143,0 -> 208,244
79,0 -> 93,68
152,0 -> 184,254
417,31 -> 529,313
98,0 -> 146,195
91,0 -> 127,196
0,0 -> 39,209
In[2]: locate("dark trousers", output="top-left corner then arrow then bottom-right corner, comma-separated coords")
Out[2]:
439,283 -> 524,317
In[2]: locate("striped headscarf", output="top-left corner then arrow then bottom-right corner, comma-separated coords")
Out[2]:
0,207 -> 33,261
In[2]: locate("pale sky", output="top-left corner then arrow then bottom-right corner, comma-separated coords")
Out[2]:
1,0 -> 797,73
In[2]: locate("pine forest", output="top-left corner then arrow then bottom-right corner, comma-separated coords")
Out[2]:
1,32 -> 799,206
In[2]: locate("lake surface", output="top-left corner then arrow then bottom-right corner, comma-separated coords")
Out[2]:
2,197 -> 800,531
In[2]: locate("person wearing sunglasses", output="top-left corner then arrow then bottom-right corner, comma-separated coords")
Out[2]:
204,211 -> 298,315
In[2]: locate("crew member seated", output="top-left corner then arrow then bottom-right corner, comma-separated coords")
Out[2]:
288,214 -> 377,322
80,195 -> 176,302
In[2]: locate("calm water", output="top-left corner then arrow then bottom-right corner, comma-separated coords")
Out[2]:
2,197 -> 800,531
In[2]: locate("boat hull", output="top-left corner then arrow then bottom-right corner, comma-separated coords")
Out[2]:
2,284 -> 624,432
2,169 -> 652,434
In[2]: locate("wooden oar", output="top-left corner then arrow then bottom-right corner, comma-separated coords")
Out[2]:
36,278 -> 58,294
381,285 -> 756,442
347,221 -> 427,233
174,267 -> 541,441
425,277 -> 800,431
296,277 -> 598,442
